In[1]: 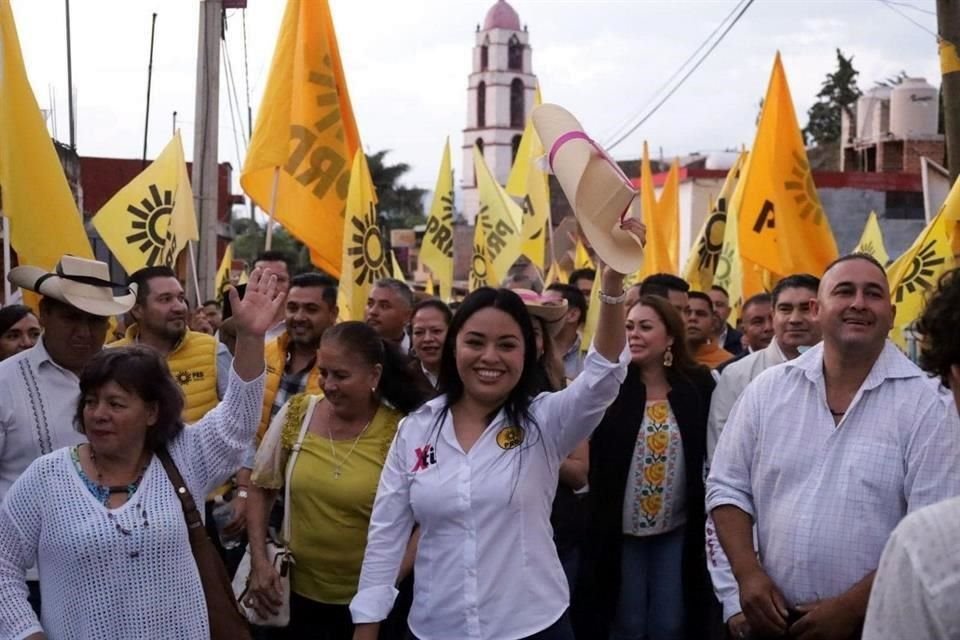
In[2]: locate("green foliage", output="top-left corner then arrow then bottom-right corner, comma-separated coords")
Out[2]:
366,150 -> 427,231
804,49 -> 862,146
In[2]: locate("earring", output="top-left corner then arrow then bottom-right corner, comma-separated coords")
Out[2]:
663,347 -> 674,368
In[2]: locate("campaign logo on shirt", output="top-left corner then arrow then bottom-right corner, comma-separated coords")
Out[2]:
411,444 -> 437,472
174,370 -> 205,386
496,426 -> 524,450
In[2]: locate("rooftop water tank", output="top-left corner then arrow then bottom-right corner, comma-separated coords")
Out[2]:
855,86 -> 891,142
890,78 -> 939,138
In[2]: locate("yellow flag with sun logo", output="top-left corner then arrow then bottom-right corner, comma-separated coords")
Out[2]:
337,150 -> 391,321
737,53 -> 838,277
887,177 -> 960,347
420,139 -> 455,301
469,215 -> 496,291
474,145 -> 522,282
506,86 -> 549,268
214,242 -> 234,302
92,132 -> 198,275
853,211 -> 890,266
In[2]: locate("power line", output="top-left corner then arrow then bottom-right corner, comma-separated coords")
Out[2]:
876,0 -> 939,37
600,0 -> 750,146
605,0 -> 755,152
881,0 -> 936,16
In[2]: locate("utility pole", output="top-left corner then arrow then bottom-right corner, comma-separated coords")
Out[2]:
938,0 -> 960,182
64,0 -> 76,148
191,0 -> 222,302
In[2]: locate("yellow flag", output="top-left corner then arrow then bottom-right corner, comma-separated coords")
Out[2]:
659,158 -> 681,272
215,242 -> 234,302
545,260 -> 567,286
474,145 -> 522,280
420,139 -> 455,301
738,53 -> 838,276
580,273 -> 601,353
639,143 -> 677,277
469,216 -> 496,291
506,86 -> 549,267
683,152 -> 747,291
853,211 -> 890,265
424,274 -> 436,297
0,0 -> 93,270
92,132 -> 198,274
338,150 -> 391,321
887,177 -> 960,345
391,249 -> 405,281
240,0 -> 360,277
574,237 -> 594,270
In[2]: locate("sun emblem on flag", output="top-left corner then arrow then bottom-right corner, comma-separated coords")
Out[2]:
470,242 -> 488,288
125,184 -> 173,267
346,202 -> 390,286
859,241 -> 876,257
783,151 -> 826,225
713,244 -> 735,288
895,240 -> 946,303
697,208 -> 727,274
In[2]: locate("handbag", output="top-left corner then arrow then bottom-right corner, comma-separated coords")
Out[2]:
156,447 -> 253,640
232,396 -> 313,626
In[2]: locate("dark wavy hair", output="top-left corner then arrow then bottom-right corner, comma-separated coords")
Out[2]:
916,268 -> 960,387
0,304 -> 35,336
75,345 -> 185,450
629,294 -> 701,376
436,287 -> 541,433
321,321 -> 427,414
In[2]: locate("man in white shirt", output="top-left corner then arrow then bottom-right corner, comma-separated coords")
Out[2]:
1,256 -> 135,611
544,283 -> 588,380
863,267 -> 960,640
707,254 -> 960,639
704,274 -> 820,637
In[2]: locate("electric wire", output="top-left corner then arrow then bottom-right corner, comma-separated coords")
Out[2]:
876,0 -> 939,37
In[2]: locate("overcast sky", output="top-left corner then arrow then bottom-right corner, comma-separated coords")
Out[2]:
12,0 -> 941,196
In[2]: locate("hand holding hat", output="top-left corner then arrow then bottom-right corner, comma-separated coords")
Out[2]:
532,104 -> 646,276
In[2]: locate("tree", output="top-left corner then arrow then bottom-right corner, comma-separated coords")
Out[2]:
804,49 -> 862,146
366,150 -> 427,229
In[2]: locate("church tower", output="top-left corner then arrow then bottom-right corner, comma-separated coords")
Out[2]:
462,0 -> 538,224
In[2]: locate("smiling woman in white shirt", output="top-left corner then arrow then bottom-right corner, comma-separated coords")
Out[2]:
350,265 -> 630,640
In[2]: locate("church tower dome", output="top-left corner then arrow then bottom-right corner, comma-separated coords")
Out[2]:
461,1 -> 538,224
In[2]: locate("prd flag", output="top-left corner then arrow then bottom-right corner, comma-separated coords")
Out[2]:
420,139 -> 455,301
580,272 -> 601,353
469,215 -> 496,291
338,150 -> 391,321
659,158 -> 681,272
718,154 -> 767,327
854,211 -> 890,266
240,0 -> 360,277
0,0 -> 93,270
390,249 -> 405,281
92,132 -> 198,274
545,260 -> 567,286
737,53 -> 838,276
638,143 -> 678,277
506,86 -> 549,268
574,237 -> 594,270
215,242 -> 234,302
474,145 -> 522,281
887,176 -> 960,346
683,152 -> 747,291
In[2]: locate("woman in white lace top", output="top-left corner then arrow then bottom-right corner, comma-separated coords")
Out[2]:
0,267 -> 284,640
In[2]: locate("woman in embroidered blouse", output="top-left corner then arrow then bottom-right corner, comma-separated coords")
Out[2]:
0,267 -> 282,640
583,294 -> 716,640
350,258 -> 635,640
245,321 -> 427,639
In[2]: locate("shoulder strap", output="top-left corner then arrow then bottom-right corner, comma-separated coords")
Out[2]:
281,395 -> 314,545
156,448 -> 204,530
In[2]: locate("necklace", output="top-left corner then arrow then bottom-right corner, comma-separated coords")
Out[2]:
327,420 -> 371,479
88,446 -> 151,504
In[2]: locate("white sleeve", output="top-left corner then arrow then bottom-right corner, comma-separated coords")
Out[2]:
350,423 -> 416,623
706,368 -> 739,468
705,378 -> 759,519
903,397 -> 960,512
171,366 -> 266,497
705,513 -> 742,622
216,342 -> 232,400
534,346 -> 630,458
0,468 -> 44,640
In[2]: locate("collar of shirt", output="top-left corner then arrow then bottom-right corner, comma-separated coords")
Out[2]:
420,363 -> 438,389
31,336 -> 79,378
785,340 -> 921,392
564,332 -> 583,359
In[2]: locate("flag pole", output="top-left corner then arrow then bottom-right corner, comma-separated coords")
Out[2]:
2,215 -> 11,304
265,166 -> 279,250
187,241 -> 202,309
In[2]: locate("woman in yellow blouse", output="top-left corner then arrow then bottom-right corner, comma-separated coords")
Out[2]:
245,321 -> 427,639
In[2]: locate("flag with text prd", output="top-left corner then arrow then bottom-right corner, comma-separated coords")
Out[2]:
337,151 -> 391,321
420,139 -> 455,301
854,211 -> 890,266
737,53 -> 838,276
474,145 -> 522,282
241,0 -> 360,277
0,0 -> 93,270
683,152 -> 746,290
506,86 -> 549,268
92,132 -> 198,275
887,177 -> 960,346
469,215 -> 496,291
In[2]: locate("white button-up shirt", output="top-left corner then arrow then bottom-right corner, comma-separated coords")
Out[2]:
706,341 -> 960,607
0,338 -> 86,503
351,348 -> 629,640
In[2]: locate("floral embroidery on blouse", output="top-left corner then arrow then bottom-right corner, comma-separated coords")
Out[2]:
624,400 -> 686,536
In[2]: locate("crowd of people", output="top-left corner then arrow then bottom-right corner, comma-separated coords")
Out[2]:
0,240 -> 959,640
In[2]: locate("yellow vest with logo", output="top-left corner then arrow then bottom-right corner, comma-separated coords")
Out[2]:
259,333 -> 323,440
112,326 -> 219,423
